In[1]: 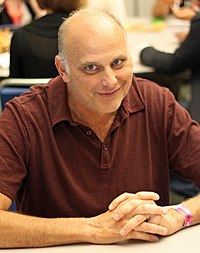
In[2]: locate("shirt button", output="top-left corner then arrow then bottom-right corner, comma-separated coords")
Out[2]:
103,145 -> 107,151
86,130 -> 92,135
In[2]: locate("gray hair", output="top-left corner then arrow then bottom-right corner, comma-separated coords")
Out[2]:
57,9 -> 127,74
57,17 -> 70,74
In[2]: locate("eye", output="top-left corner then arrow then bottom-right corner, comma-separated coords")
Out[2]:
85,64 -> 99,73
112,59 -> 125,69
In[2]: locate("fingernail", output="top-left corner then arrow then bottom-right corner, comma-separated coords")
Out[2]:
152,236 -> 159,242
113,213 -> 120,220
120,229 -> 126,236
109,204 -> 113,210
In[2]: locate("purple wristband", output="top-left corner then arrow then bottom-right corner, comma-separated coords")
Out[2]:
174,204 -> 192,228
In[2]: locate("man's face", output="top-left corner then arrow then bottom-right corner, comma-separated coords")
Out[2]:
62,19 -> 133,116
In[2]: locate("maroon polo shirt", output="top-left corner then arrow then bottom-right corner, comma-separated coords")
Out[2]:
0,76 -> 199,218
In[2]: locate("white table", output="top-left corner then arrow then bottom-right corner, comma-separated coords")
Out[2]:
0,52 -> 9,78
0,224 -> 199,252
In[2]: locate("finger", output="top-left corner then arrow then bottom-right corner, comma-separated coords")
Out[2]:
113,199 -> 144,220
120,215 -> 167,237
108,192 -> 133,210
134,204 -> 166,216
135,222 -> 168,236
128,230 -> 160,242
119,214 -> 147,236
109,191 -> 159,211
135,191 -> 160,201
113,202 -> 165,221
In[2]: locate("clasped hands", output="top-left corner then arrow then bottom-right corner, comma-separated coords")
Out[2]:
90,191 -> 184,244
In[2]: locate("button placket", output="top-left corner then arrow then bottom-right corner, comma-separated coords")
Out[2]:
101,143 -> 110,169
103,144 -> 107,151
86,130 -> 92,136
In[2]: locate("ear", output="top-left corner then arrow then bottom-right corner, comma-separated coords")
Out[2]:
55,55 -> 70,83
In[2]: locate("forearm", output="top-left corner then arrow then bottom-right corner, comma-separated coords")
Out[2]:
140,46 -> 187,74
0,210 -> 92,248
27,0 -> 47,18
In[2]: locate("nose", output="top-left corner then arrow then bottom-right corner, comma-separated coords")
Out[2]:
101,67 -> 117,88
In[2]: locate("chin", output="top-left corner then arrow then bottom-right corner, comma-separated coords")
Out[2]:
100,104 -> 121,114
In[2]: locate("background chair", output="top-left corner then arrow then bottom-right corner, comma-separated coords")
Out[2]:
0,78 -> 51,113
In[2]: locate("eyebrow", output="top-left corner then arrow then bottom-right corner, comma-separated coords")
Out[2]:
78,54 -> 128,67
78,60 -> 99,67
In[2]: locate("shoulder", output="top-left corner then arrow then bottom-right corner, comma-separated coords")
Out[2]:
133,76 -> 171,99
132,76 -> 177,118
11,23 -> 32,40
10,28 -> 28,52
131,77 -> 195,135
7,77 -> 63,112
2,77 -> 66,128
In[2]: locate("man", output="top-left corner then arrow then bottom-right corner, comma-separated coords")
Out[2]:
0,9 -> 200,248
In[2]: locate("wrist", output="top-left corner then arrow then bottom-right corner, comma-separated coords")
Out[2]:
166,207 -> 184,232
85,216 -> 106,244
80,217 -> 97,243
172,204 -> 192,228
61,217 -> 96,244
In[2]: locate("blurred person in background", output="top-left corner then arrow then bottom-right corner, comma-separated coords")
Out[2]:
28,0 -> 47,19
9,0 -> 87,78
0,0 -> 33,26
141,0 -> 200,202
140,1 -> 200,123
152,0 -> 200,19
153,0 -> 200,41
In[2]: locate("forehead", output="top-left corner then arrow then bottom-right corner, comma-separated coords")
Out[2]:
67,15 -> 127,64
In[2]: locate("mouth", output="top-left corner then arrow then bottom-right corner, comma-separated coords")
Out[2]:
97,87 -> 121,98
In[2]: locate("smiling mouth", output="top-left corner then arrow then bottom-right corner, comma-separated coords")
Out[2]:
98,87 -> 121,97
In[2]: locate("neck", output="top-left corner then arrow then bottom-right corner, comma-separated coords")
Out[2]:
69,100 -> 116,142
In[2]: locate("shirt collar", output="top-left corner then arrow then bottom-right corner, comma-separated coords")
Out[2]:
48,76 -> 72,127
121,75 -> 145,115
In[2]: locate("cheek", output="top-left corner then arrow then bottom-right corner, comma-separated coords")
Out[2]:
119,66 -> 133,80
68,78 -> 94,99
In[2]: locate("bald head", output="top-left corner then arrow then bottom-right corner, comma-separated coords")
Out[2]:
57,9 -> 127,73
66,8 -> 125,32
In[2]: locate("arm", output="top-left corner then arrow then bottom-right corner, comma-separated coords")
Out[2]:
0,193 -> 92,248
0,191 -> 167,248
140,15 -> 200,74
172,6 -> 196,20
26,0 -> 47,19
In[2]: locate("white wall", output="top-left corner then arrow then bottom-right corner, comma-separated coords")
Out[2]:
125,0 -> 155,16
